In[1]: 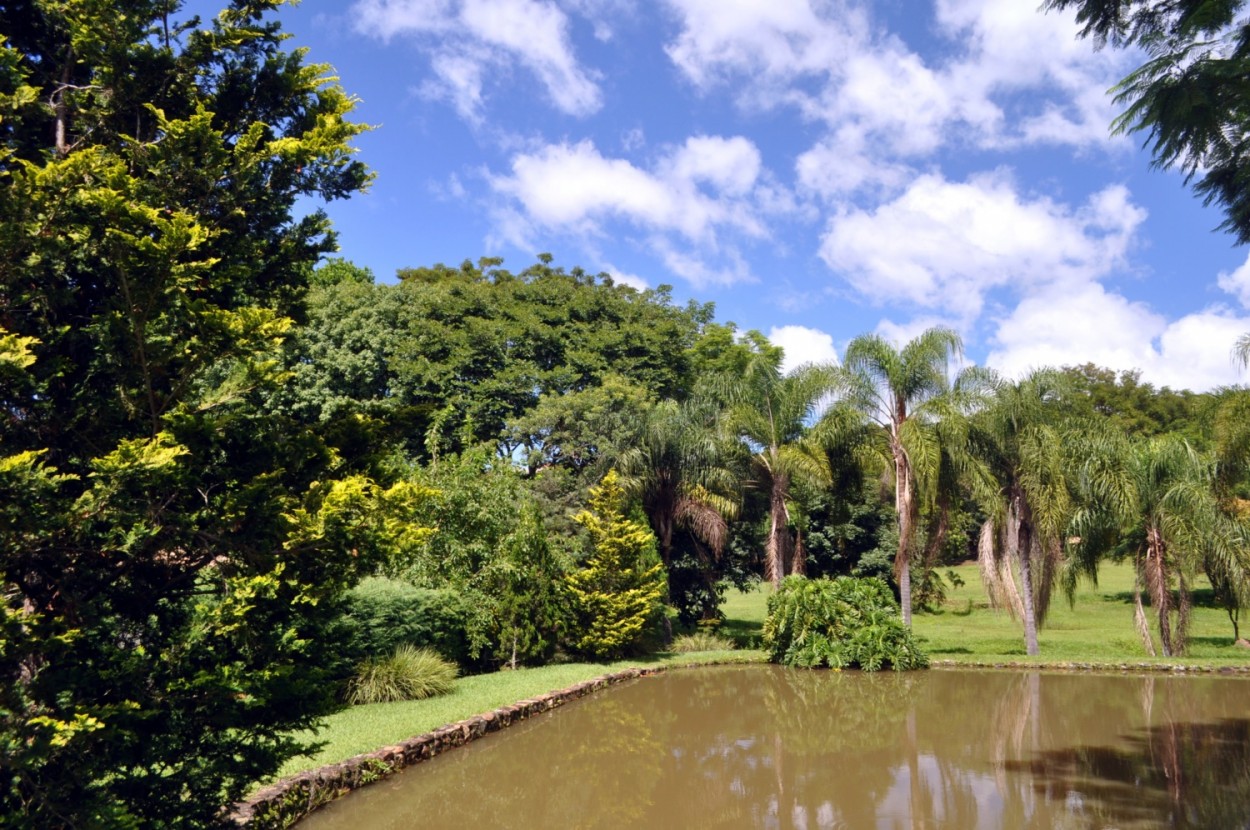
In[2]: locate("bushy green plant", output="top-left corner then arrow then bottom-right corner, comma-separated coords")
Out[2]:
345,646 -> 457,705
763,576 -> 928,671
565,471 -> 667,660
339,577 -> 472,667
671,632 -> 737,653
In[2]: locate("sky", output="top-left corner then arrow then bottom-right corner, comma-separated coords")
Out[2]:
270,0 -> 1250,391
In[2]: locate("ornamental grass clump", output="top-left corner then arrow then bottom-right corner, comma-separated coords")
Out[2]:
671,631 -> 737,653
763,575 -> 928,671
346,645 -> 458,705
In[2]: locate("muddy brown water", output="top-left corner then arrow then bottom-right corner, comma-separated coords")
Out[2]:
296,666 -> 1250,829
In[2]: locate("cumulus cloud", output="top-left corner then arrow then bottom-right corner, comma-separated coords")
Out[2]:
819,172 -> 1146,320
1218,252 -> 1250,309
769,324 -> 840,373
663,0 -> 1134,207
986,282 -> 1250,391
487,136 -> 785,286
353,0 -> 601,119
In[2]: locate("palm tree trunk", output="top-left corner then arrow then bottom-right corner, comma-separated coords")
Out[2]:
1134,560 -> 1157,656
1146,525 -> 1173,656
766,472 -> 791,589
895,450 -> 914,627
1014,498 -> 1041,656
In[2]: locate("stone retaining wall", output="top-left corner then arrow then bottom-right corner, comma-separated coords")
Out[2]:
231,666 -> 664,829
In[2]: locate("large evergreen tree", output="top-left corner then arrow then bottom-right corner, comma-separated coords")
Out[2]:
0,3 -> 415,826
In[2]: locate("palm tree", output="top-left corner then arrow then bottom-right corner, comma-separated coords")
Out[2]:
1235,332 -> 1250,369
840,327 -> 972,626
972,370 -> 1080,656
616,396 -> 739,571
1075,434 -> 1243,656
725,355 -> 844,588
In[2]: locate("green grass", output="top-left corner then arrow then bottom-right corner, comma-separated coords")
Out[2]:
915,560 -> 1250,665
273,649 -> 763,781
717,561 -> 1250,666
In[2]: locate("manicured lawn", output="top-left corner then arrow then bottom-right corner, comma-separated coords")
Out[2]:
916,560 -> 1250,664
718,561 -> 1250,665
273,649 -> 763,780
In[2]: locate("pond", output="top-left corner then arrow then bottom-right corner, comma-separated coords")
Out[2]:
297,666 -> 1250,829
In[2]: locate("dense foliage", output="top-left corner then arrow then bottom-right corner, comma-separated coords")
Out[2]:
763,576 -> 929,671
338,578 -> 473,668
0,2 -> 426,826
565,471 -> 667,660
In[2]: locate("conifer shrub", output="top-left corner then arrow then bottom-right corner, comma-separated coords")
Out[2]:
345,645 -> 458,705
565,470 -> 667,660
763,576 -> 929,671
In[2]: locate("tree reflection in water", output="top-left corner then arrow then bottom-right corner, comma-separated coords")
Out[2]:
1009,718 -> 1250,829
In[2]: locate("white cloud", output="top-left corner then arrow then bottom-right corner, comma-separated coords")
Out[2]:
874,316 -> 963,352
986,282 -> 1250,391
819,173 -> 1145,320
353,0 -> 601,119
488,136 -> 784,286
663,0 -> 1135,206
662,0 -> 862,91
1218,252 -> 1250,309
769,324 -> 839,373
602,265 -> 648,290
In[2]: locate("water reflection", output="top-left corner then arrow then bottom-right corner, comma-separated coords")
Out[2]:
297,668 -> 1250,830
1011,718 -> 1250,828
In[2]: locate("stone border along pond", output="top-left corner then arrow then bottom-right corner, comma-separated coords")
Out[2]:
230,658 -> 1250,829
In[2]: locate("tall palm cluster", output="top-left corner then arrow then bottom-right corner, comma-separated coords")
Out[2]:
620,327 -> 1250,657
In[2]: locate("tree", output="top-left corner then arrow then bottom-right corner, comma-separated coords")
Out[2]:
972,371 -> 1079,656
564,470 -> 666,660
1074,434 -> 1245,655
0,3 -> 405,825
392,449 -> 567,668
616,394 -> 740,623
840,328 -> 971,627
725,354 -> 845,589
1044,0 -> 1250,242
1060,363 -> 1201,440
285,257 -> 712,459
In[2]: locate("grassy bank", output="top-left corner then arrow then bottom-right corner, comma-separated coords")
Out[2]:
274,649 -> 762,780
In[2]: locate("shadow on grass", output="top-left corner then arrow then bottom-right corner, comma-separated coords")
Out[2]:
1106,587 -> 1223,608
720,618 -> 762,648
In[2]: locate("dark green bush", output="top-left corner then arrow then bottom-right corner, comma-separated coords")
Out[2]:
339,577 -> 472,667
763,576 -> 928,671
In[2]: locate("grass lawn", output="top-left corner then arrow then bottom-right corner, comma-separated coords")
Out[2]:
915,559 -> 1250,664
273,649 -> 762,780
718,560 -> 1250,666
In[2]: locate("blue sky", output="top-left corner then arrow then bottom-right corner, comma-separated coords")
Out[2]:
275,0 -> 1250,391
